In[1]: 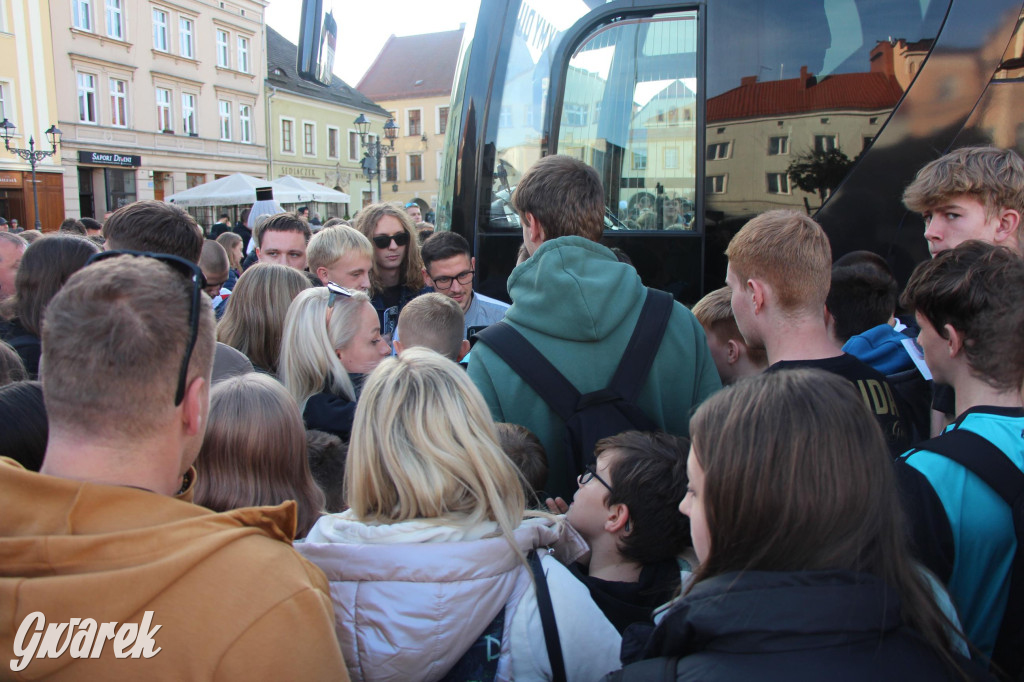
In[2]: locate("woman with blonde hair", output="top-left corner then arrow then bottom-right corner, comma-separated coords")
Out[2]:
217,262 -> 310,374
194,373 -> 325,538
354,203 -> 428,338
612,368 -> 986,682
298,348 -> 622,682
279,284 -> 390,440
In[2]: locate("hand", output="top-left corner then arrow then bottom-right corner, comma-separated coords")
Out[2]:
545,497 -> 568,514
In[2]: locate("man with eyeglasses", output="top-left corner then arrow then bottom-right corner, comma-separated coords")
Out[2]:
421,231 -> 509,337
0,255 -> 347,679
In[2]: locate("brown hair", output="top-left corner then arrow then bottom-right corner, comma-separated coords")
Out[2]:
306,429 -> 348,513
420,230 -> 471,269
59,218 -> 87,235
354,203 -> 425,294
513,155 -> 604,243
254,212 -> 312,248
688,369 -> 964,674
725,209 -> 832,313
0,234 -> 100,336
195,373 -> 325,538
217,263 -> 311,373
495,422 -> 548,497
216,231 -> 243,271
200,239 -> 229,279
42,256 -> 215,437
396,292 -> 464,360
691,287 -> 767,367
903,146 -> 1024,231
901,240 -> 1024,391
597,431 -> 692,565
102,200 -> 204,263
0,340 -> 27,386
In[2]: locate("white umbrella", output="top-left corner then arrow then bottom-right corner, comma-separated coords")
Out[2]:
275,175 -> 350,203
165,172 -> 310,207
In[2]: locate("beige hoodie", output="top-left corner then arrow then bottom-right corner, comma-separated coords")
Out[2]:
0,458 -> 347,681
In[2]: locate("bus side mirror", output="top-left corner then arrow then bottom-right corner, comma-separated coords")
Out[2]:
298,0 -> 337,86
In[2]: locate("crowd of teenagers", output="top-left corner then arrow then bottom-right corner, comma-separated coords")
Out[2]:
0,145 -> 1022,681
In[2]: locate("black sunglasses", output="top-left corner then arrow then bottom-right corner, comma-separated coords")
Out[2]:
372,231 -> 410,249
86,250 -> 206,407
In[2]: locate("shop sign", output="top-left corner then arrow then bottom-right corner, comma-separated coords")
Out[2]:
280,166 -> 320,179
77,151 -> 141,168
0,172 -> 21,186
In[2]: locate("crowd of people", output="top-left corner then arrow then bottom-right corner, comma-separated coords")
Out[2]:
0,145 -> 1022,681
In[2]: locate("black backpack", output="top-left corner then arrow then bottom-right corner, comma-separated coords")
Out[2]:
476,288 -> 674,492
912,429 -> 1024,680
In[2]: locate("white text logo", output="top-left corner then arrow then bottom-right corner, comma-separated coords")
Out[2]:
10,611 -> 162,672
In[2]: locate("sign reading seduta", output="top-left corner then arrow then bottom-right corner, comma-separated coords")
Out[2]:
10,611 -> 162,672
77,151 -> 141,168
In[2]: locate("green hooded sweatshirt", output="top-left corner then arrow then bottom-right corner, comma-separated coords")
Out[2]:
468,236 -> 721,499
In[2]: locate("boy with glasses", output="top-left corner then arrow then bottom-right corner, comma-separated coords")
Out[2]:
421,231 -> 510,338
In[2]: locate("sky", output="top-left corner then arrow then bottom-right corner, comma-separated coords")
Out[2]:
265,0 -> 482,87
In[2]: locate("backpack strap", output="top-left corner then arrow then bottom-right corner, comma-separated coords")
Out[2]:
528,550 -> 567,682
913,430 -> 1024,507
475,323 -> 579,421
609,289 -> 674,403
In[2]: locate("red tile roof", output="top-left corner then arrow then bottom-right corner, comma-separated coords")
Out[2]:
357,29 -> 464,101
707,70 -> 904,123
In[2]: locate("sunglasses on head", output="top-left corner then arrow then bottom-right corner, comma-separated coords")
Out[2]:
86,249 -> 206,407
372,231 -> 410,249
325,281 -> 359,330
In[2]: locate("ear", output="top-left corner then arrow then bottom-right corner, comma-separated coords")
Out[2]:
181,375 -> 208,438
943,324 -> 964,359
254,248 -> 262,262
605,503 -> 630,535
748,278 -> 766,314
457,339 -> 471,362
995,208 -> 1021,246
524,212 -> 546,247
316,266 -> 330,285
421,267 -> 432,287
393,340 -> 405,355
470,256 -> 477,271
725,338 -> 741,365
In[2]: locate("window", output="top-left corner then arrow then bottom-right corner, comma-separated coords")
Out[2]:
104,0 -> 122,39
631,150 -> 647,171
327,127 -> 339,159
500,105 -> 513,127
0,83 -> 7,122
766,172 -> 790,194
152,9 -> 168,51
179,18 -> 194,58
564,104 -> 588,127
216,30 -> 229,68
303,122 -> 315,155
73,0 -> 93,31
407,109 -> 421,136
385,155 -> 398,182
665,147 -> 679,169
814,135 -> 837,153
706,142 -> 731,160
408,154 -> 423,181
237,36 -> 250,73
239,105 -> 252,143
77,73 -> 97,123
437,106 -> 449,135
182,93 -> 196,135
219,101 -> 231,141
156,88 -> 172,132
348,130 -> 360,161
768,136 -> 789,155
109,78 -> 127,127
706,175 -> 727,194
281,118 -> 294,153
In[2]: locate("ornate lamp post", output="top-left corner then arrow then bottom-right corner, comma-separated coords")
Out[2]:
354,113 -> 397,202
0,119 -> 62,230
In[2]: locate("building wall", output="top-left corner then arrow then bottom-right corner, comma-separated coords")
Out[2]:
375,94 -> 451,217
0,0 -> 64,230
50,0 -> 268,222
267,88 -> 387,218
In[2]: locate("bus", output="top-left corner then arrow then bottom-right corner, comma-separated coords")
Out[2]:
305,0 -> 1024,303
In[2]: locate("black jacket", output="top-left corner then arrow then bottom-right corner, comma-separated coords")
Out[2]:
301,375 -> 365,441
612,570 -> 992,682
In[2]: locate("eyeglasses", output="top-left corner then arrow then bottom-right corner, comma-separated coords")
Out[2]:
430,269 -> 474,290
372,231 -> 410,249
324,281 -> 357,331
86,249 -> 206,407
580,463 -> 613,493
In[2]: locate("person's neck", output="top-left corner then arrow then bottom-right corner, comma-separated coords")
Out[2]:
764,315 -> 843,365
586,535 -> 642,582
379,267 -> 401,288
952,372 -> 1024,417
40,429 -> 186,496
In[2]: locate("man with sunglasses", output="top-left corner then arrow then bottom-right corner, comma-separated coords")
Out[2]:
0,254 -> 346,679
421,231 -> 509,337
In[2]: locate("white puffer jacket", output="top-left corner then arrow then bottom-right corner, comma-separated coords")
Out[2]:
298,513 -> 622,682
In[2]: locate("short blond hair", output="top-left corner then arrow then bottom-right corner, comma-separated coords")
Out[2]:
396,293 -> 464,360
903,147 -> 1024,230
307,225 -> 373,273
692,287 -> 768,367
725,210 -> 832,312
42,257 -> 215,437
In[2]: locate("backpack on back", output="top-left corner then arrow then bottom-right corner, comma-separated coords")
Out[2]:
476,288 -> 674,492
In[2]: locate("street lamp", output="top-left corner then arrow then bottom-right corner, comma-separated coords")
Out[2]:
0,119 -> 62,230
354,113 -> 397,202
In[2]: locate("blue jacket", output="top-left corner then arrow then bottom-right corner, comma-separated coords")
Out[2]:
843,323 -> 916,375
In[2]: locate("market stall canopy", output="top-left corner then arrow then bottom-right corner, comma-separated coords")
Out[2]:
165,172 -> 321,207
275,176 -> 350,203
